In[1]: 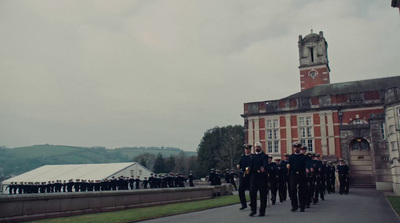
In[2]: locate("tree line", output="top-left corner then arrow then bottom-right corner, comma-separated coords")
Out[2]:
136,125 -> 245,178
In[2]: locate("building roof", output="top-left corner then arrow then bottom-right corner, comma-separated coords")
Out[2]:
2,162 -> 146,184
284,75 -> 400,99
303,32 -> 320,41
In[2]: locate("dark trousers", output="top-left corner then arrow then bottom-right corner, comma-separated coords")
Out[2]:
289,172 -> 307,210
238,173 -> 250,208
269,178 -> 278,204
250,173 -> 268,214
285,175 -> 290,200
314,176 -> 324,200
331,177 -> 336,192
278,176 -> 286,202
306,175 -> 314,206
339,174 -> 349,194
320,176 -> 326,195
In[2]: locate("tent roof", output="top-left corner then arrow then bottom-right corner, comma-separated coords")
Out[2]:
2,162 -> 143,184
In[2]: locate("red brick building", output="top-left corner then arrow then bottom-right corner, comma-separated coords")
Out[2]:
242,31 -> 400,191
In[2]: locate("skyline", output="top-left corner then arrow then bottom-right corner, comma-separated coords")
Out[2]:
1,1 -> 399,151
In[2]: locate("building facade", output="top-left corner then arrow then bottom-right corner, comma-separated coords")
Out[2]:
242,31 -> 400,193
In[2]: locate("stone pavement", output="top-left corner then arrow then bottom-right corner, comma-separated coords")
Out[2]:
139,188 -> 400,223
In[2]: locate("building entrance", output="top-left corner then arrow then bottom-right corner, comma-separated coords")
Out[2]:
348,138 -> 375,188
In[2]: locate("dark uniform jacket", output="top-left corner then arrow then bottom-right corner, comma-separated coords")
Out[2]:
249,152 -> 269,176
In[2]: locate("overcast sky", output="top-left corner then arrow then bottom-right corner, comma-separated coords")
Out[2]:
0,1 -> 399,151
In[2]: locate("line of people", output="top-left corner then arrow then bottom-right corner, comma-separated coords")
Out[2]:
208,168 -> 237,190
236,142 -> 350,217
4,172 -> 196,195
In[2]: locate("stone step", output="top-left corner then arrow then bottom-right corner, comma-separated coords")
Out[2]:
350,176 -> 375,186
351,184 -> 376,188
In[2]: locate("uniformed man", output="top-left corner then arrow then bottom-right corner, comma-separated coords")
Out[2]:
128,177 -> 135,190
178,173 -> 185,187
215,170 -> 222,185
249,142 -> 268,217
276,158 -> 286,202
281,154 -> 290,200
142,177 -> 149,189
39,182 -> 47,194
321,159 -> 328,196
187,171 -> 195,187
267,156 -> 278,205
110,176 -> 117,190
237,144 -> 252,210
135,176 -> 141,189
288,142 -> 309,212
73,179 -> 80,192
312,153 -> 324,204
224,169 -> 231,184
229,169 -> 237,190
302,149 -> 313,208
313,154 -> 324,202
149,173 -> 155,188
209,168 -> 216,185
156,175 -> 162,188
6,182 -> 13,194
337,159 -> 350,195
327,161 -> 336,193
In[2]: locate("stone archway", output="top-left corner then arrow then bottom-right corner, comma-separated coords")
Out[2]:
349,137 -> 375,187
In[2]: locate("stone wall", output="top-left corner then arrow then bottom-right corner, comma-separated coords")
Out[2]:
0,185 -> 232,223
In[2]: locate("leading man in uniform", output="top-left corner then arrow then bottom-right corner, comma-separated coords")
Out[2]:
249,142 -> 269,217
287,142 -> 310,212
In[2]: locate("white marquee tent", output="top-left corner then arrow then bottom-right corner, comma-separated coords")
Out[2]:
1,162 -> 153,192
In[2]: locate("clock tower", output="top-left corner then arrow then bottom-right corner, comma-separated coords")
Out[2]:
298,30 -> 330,91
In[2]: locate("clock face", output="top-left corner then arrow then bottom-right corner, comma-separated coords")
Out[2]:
309,71 -> 317,79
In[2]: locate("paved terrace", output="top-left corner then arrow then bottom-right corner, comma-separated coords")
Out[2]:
140,188 -> 400,223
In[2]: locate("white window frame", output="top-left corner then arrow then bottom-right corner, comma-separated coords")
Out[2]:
265,117 -> 280,154
298,116 -> 314,152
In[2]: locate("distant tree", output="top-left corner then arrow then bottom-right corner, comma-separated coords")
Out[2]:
153,153 -> 165,173
218,125 -> 244,170
196,125 -> 244,177
139,158 -> 147,167
174,151 -> 187,173
187,156 -> 198,175
197,127 -> 220,177
133,153 -> 156,171
165,155 -> 176,173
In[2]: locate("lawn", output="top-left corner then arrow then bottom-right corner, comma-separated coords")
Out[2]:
32,195 -> 246,223
387,195 -> 400,217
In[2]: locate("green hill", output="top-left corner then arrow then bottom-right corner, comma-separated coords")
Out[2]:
115,146 -> 197,158
0,145 -> 197,180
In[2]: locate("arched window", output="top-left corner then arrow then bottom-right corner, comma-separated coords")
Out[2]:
349,119 -> 368,125
350,138 -> 369,151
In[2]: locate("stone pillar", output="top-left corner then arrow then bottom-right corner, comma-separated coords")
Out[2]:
254,117 -> 260,146
286,115 -> 292,154
319,112 -> 328,155
248,118 -> 254,149
326,111 -> 336,155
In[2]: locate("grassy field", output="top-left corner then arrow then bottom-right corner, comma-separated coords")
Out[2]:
32,195 -> 244,223
387,196 -> 400,217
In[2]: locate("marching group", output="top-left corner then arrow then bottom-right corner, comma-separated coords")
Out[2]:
4,172 -> 196,195
236,142 -> 350,217
208,168 -> 238,190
